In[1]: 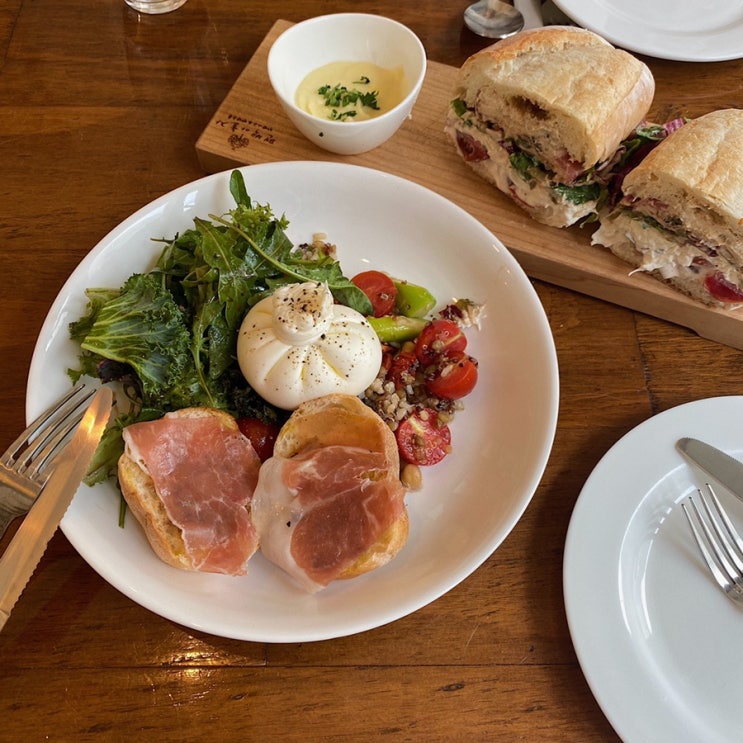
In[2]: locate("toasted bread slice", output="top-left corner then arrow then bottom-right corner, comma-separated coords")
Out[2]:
272,393 -> 408,580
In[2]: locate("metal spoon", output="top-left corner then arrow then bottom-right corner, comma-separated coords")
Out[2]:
463,0 -> 524,39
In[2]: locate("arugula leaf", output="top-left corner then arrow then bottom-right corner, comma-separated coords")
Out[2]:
229,168 -> 251,207
194,217 -> 255,331
211,212 -> 373,315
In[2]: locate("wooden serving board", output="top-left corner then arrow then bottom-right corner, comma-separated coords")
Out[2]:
196,20 -> 743,351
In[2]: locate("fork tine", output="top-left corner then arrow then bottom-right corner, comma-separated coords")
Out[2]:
682,496 -> 733,592
695,491 -> 742,579
704,483 -> 743,566
19,407 -> 87,480
1,383 -> 95,469
683,485 -> 743,593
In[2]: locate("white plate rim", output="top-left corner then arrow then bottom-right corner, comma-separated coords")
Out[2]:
553,0 -> 743,62
27,161 -> 559,642
563,396 -> 743,742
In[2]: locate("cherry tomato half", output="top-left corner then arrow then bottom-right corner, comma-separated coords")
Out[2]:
387,351 -> 419,390
395,409 -> 452,466
414,319 -> 467,365
352,270 -> 398,317
425,352 -> 478,400
236,417 -> 280,462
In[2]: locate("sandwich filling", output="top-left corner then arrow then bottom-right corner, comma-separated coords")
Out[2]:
593,204 -> 743,307
445,100 -> 682,229
445,99 -> 600,227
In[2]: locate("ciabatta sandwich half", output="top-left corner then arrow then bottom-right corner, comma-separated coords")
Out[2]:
592,108 -> 743,308
445,26 -> 655,227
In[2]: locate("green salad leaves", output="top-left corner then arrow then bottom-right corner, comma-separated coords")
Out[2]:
68,170 -> 371,485
509,149 -> 601,206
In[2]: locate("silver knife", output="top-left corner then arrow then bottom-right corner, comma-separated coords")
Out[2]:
677,437 -> 743,502
0,386 -> 113,630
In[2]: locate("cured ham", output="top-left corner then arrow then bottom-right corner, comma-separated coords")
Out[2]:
252,445 -> 407,592
122,412 -> 261,575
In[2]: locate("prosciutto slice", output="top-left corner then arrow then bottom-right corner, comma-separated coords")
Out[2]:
123,414 -> 261,575
252,445 -> 406,592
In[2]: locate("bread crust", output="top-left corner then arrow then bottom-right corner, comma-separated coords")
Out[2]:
339,510 -> 409,580
454,26 -> 654,169
622,109 -> 743,246
274,393 -> 398,462
274,393 -> 408,580
119,443 -> 193,570
118,407 -> 246,572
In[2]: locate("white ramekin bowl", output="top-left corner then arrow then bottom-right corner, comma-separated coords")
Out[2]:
267,14 -> 427,155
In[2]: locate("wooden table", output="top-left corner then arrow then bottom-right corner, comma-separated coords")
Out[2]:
1,2 -> 742,739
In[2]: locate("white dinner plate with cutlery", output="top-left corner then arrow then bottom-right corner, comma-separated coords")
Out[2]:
564,396 -> 743,742
553,0 -> 743,62
26,162 -> 558,642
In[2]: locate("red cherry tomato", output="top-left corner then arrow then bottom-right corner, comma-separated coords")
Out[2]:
415,319 -> 467,365
236,417 -> 280,462
395,409 -> 452,466
425,352 -> 479,400
351,270 -> 398,317
387,351 -> 419,389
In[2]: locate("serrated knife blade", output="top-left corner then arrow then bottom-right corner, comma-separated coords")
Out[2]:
677,437 -> 743,501
0,386 -> 112,630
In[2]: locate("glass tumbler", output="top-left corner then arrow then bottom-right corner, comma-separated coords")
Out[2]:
124,0 -> 188,14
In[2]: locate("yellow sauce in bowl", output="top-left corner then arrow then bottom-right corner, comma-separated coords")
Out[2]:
295,61 -> 408,122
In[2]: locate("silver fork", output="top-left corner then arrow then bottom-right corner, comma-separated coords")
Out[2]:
0,383 -> 98,539
682,483 -> 743,607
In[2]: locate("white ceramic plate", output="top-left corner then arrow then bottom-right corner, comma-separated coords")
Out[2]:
564,397 -> 743,742
553,0 -> 743,62
28,162 -> 558,642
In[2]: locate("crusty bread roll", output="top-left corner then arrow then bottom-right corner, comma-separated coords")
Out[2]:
592,109 -> 743,307
461,27 -> 655,172
271,393 -> 409,581
119,407 -> 260,574
445,26 -> 654,227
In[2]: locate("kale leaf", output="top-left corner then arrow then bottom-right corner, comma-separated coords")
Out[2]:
69,273 -> 191,399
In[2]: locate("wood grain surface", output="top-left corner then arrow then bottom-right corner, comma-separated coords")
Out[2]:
2,1 -> 743,740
